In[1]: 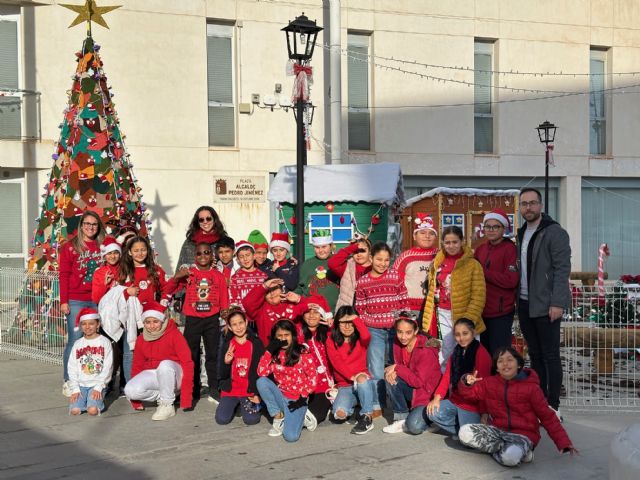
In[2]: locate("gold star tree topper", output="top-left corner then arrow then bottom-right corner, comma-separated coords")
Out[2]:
61,0 -> 121,34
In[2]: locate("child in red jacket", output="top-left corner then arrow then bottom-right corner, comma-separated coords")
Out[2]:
426,318 -> 492,435
458,347 -> 578,467
165,242 -> 228,401
91,236 -> 122,304
383,312 -> 442,434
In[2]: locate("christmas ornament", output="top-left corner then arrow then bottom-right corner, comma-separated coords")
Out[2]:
326,202 -> 334,212
371,214 -> 380,225
289,216 -> 297,225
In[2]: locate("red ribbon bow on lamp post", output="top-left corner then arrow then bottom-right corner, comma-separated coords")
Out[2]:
292,64 -> 313,102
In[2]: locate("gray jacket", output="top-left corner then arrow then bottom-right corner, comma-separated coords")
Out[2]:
517,213 -> 571,317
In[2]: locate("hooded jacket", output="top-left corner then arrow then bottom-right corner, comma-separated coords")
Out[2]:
517,213 -> 571,317
393,335 -> 442,407
474,239 -> 519,318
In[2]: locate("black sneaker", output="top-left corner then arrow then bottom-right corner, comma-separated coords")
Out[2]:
207,390 -> 220,405
351,414 -> 374,435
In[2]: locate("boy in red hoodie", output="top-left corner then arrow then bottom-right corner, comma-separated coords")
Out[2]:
165,242 -> 228,402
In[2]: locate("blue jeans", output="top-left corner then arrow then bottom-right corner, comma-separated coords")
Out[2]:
69,386 -> 106,413
215,395 -> 261,426
256,377 -> 307,442
122,336 -> 134,382
63,300 -> 96,381
332,380 -> 376,418
427,399 -> 480,435
405,406 -> 431,434
386,377 -> 414,421
366,327 -> 394,409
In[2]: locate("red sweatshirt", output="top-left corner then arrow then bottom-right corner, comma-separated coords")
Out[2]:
91,264 -> 120,304
165,266 -> 229,317
122,265 -> 168,305
129,320 -> 194,409
393,247 -> 438,311
393,335 -> 442,407
355,269 -> 409,328
326,316 -> 371,388
327,242 -> 372,279
474,240 -> 519,318
257,349 -> 318,399
59,240 -> 102,304
229,267 -> 268,306
241,284 -> 308,346
434,342 -> 492,412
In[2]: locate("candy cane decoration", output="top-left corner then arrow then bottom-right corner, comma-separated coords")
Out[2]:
597,243 -> 610,302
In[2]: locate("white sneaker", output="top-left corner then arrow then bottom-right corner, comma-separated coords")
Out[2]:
382,419 -> 407,434
522,449 -> 534,463
550,406 -> 563,423
62,381 -> 72,398
304,410 -> 318,431
151,403 -> 175,421
268,417 -> 284,437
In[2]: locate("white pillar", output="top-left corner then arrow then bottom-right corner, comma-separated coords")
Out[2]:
560,175 -> 582,272
329,0 -> 342,164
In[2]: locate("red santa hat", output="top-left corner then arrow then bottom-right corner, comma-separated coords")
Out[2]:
269,232 -> 291,252
141,301 -> 167,322
414,213 -> 437,235
100,236 -> 122,257
75,308 -> 100,331
302,295 -> 332,321
235,240 -> 255,253
483,208 -> 510,230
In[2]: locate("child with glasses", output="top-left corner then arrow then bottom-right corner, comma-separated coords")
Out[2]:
165,242 -> 229,403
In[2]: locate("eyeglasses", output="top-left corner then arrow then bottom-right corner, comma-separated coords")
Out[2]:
82,222 -> 99,228
520,200 -> 541,208
339,321 -> 354,326
198,216 -> 213,223
483,224 -> 504,231
195,250 -> 212,256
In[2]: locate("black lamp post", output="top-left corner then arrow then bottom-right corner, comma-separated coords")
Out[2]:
535,120 -> 557,213
282,13 -> 322,262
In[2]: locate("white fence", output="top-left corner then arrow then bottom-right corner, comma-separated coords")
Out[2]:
1,267 -> 639,411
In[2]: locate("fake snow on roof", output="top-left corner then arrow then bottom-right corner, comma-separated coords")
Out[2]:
268,163 -> 405,206
406,187 -> 520,207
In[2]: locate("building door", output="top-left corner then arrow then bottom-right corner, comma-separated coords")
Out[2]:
0,177 -> 26,268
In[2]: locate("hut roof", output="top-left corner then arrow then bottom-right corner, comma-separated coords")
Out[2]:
405,187 -> 519,207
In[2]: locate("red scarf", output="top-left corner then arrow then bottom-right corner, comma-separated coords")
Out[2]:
192,229 -> 220,245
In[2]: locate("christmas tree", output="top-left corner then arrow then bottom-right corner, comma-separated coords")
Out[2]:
29,1 -> 152,271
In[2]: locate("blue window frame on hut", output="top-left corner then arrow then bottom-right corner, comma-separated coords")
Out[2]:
308,212 -> 354,244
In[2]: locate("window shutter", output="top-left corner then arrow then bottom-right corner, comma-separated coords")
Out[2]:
0,182 -> 23,253
0,19 -> 18,89
348,37 -> 370,150
207,24 -> 235,146
474,52 -> 492,114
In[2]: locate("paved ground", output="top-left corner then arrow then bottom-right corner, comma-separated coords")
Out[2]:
0,352 -> 628,479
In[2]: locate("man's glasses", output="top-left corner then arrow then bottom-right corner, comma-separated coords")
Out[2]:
195,250 -> 212,256
520,201 -> 541,208
198,216 -> 213,223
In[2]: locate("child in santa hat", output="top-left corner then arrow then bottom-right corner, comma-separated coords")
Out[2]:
67,308 -> 113,416
267,232 -> 299,292
229,240 -> 268,325
92,236 -> 122,304
248,229 -> 273,273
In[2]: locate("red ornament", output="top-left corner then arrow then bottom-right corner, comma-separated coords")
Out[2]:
371,214 -> 380,225
289,216 -> 297,225
339,215 -> 345,224
326,202 -> 335,212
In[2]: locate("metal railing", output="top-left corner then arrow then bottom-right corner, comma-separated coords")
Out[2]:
0,89 -> 41,140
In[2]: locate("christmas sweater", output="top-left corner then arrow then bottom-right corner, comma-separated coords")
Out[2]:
229,267 -> 268,307
122,265 -> 168,305
297,256 -> 340,312
219,334 -> 265,397
326,316 -> 371,388
59,240 -> 102,304
355,269 -> 409,328
91,264 -> 120,304
393,247 -> 438,311
241,284 -> 308,346
435,252 -> 463,310
267,258 -> 299,292
297,326 -> 333,394
257,349 -> 318,400
165,266 -> 229,317
67,334 -> 113,393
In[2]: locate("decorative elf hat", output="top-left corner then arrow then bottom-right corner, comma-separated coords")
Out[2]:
311,229 -> 333,246
248,230 -> 269,251
141,301 -> 167,322
75,308 -> 100,331
269,232 -> 290,252
100,236 -> 122,257
414,213 -> 437,234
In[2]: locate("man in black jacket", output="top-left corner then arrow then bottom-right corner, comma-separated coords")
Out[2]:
517,188 -> 571,420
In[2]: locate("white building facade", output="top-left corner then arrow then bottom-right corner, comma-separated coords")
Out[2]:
1,0 -> 639,277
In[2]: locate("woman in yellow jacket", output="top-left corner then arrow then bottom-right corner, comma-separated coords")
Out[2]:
421,226 -> 486,368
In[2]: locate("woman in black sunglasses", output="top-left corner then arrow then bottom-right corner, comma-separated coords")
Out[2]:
176,206 -> 227,272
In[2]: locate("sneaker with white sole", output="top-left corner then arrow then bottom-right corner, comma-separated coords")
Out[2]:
304,410 -> 318,431
151,403 -> 175,421
550,406 -> 563,423
351,414 -> 374,435
268,417 -> 284,437
62,381 -> 72,398
522,448 -> 534,463
382,419 -> 407,434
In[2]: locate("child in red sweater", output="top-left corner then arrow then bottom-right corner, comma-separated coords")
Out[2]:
459,347 -> 578,467
426,318 -> 492,435
326,306 -> 377,435
355,242 -> 409,415
91,236 -> 122,304
166,242 -> 228,401
229,240 -> 268,319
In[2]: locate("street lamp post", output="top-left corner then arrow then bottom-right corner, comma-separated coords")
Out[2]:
282,13 -> 322,263
535,120 -> 557,213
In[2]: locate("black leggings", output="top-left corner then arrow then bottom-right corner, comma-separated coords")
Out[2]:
308,392 -> 332,423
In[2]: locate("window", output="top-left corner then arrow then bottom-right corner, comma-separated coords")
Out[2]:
474,40 -> 495,154
590,48 -> 608,155
0,178 -> 25,268
0,8 -> 20,140
207,23 -> 235,147
308,212 -> 354,244
347,33 -> 371,150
